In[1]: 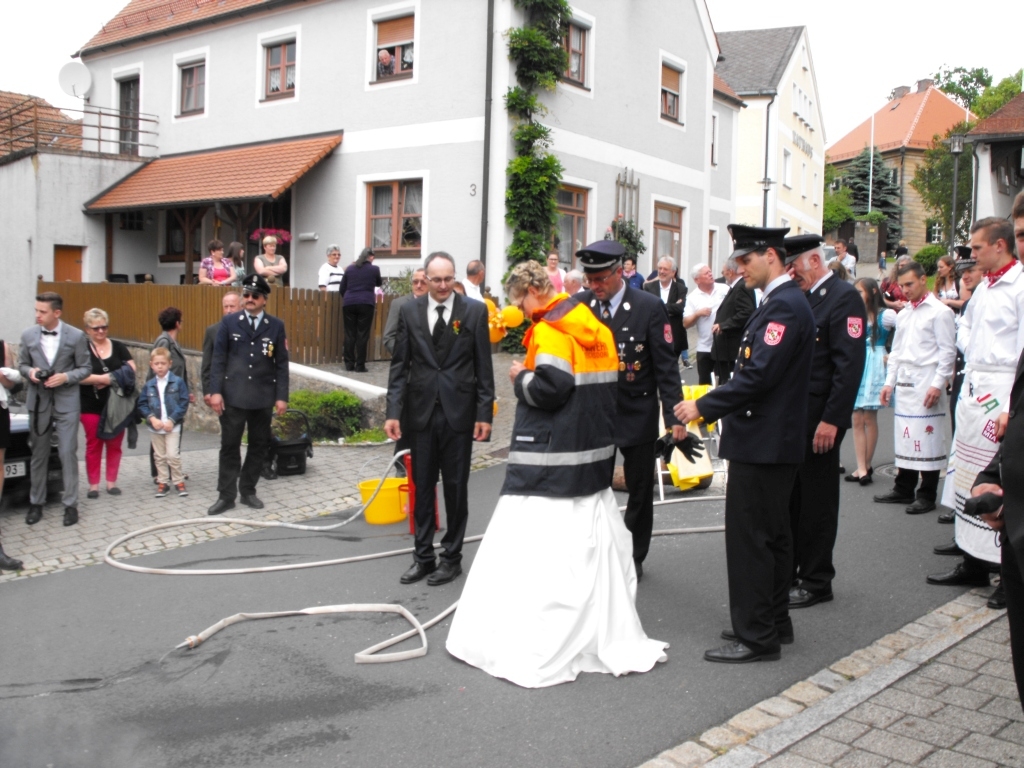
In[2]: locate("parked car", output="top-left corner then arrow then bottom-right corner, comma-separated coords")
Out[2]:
2,406 -> 62,510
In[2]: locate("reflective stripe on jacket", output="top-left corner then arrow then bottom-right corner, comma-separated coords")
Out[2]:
502,295 -> 619,498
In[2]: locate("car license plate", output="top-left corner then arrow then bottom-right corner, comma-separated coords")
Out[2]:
4,461 -> 27,479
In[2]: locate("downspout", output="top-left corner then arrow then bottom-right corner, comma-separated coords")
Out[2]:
478,0 -> 495,267
762,93 -> 776,227
970,141 -> 979,221
899,146 -> 906,241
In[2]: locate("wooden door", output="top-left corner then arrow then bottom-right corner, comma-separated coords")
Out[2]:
54,246 -> 83,282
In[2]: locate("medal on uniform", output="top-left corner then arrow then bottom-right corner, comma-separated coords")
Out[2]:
623,302 -> 631,311
635,343 -> 644,352
634,362 -> 641,371
744,346 -> 751,359
626,373 -> 635,381
619,362 -> 626,371
267,341 -> 274,356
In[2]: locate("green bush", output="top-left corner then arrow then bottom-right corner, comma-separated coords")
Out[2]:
288,389 -> 363,439
499,319 -> 531,354
913,244 -> 947,276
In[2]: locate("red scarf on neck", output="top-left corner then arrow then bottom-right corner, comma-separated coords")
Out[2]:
986,260 -> 1015,287
910,295 -> 927,309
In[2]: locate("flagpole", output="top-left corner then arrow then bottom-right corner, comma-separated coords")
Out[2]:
868,111 -> 874,212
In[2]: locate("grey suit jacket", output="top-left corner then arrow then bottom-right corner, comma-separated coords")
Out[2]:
382,293 -> 415,355
18,322 -> 92,416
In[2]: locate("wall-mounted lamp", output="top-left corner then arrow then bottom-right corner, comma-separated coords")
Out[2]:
298,232 -> 319,242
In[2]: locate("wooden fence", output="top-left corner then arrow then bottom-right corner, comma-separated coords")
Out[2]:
36,282 -> 398,364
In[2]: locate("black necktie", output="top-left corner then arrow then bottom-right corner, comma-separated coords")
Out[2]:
432,306 -> 446,349
601,301 -> 612,321
41,330 -> 58,336
248,315 -> 258,331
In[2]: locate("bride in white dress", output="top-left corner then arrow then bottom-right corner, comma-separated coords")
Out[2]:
446,261 -> 667,688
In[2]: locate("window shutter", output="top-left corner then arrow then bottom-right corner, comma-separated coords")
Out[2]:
377,15 -> 415,46
661,65 -> 678,91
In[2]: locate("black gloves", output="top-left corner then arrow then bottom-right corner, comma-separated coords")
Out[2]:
655,432 -> 705,465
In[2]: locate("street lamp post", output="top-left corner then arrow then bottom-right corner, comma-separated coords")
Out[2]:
760,177 -> 775,227
949,134 -> 965,253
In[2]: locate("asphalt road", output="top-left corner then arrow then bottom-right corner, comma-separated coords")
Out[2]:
0,414 -> 974,768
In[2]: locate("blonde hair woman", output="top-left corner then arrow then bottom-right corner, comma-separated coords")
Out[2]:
79,308 -> 136,498
446,260 -> 668,687
253,235 -> 287,285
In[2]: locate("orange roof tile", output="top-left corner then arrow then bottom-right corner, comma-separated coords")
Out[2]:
0,91 -> 82,155
827,86 -> 974,162
713,73 -> 743,105
78,0 -> 304,56
969,92 -> 1024,139
86,133 -> 341,211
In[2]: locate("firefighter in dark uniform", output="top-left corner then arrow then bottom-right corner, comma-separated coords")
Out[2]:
675,225 -> 815,663
577,240 -> 685,579
783,234 -> 867,608
207,273 -> 290,515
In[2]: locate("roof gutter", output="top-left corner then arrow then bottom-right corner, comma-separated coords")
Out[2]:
478,0 -> 495,268
763,92 -> 776,227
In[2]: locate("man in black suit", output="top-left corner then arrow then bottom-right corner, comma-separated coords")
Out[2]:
783,235 -> 867,609
578,240 -> 685,579
973,345 -> 1024,708
201,291 -> 241,406
384,251 -> 495,586
711,256 -> 757,384
676,225 -> 816,663
644,256 -> 688,357
207,274 -> 289,515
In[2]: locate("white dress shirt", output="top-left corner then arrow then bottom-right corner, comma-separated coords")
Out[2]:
40,321 -> 62,366
885,293 -> 957,390
958,261 -> 1024,371
427,292 -> 456,327
463,280 -> 484,302
659,282 -> 671,304
683,282 -> 729,352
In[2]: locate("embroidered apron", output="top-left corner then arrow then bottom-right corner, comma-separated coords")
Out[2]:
892,363 -> 948,471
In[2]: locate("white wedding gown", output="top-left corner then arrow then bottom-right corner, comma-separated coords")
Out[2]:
446,488 -> 668,688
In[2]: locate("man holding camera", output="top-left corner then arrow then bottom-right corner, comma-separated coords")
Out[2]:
18,292 -> 92,526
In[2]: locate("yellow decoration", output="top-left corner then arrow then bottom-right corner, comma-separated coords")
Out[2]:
680,383 -> 717,433
486,299 -> 526,343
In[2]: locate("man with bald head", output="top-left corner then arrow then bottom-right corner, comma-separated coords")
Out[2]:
683,263 -> 729,384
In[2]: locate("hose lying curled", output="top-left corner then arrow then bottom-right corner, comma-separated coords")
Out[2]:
105,450 -> 726,664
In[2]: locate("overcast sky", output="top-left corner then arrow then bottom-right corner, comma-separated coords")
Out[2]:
4,0 -> 1020,150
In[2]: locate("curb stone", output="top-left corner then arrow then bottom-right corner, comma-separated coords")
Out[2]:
641,588 -> 1005,768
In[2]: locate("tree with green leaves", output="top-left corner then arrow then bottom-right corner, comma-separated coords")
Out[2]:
933,65 -> 992,111
836,148 -> 903,249
911,121 -> 974,247
822,163 -> 854,233
974,70 -> 1023,119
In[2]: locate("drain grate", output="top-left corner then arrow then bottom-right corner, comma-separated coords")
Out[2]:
874,463 -> 898,478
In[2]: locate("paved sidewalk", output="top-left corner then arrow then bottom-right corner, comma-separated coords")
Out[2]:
642,591 -> 1022,768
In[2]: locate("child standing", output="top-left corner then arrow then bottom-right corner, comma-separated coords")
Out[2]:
139,347 -> 190,497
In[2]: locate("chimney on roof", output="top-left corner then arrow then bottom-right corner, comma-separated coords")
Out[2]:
892,85 -> 911,100
916,78 -> 935,93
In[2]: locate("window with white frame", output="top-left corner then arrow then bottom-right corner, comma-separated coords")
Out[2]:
179,61 -> 205,115
374,14 -> 415,82
563,21 -> 587,86
367,179 -> 422,256
661,64 -> 683,122
264,39 -> 296,99
782,149 -> 793,188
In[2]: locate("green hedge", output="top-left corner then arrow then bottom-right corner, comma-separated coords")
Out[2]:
913,245 -> 947,276
287,389 -> 363,439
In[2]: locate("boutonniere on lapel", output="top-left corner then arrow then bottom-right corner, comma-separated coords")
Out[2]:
451,320 -> 462,335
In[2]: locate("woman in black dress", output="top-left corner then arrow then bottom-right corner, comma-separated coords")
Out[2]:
338,247 -> 382,372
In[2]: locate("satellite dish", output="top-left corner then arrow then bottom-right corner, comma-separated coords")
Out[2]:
59,61 -> 93,99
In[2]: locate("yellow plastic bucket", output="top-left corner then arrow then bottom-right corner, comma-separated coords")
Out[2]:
359,478 -> 409,525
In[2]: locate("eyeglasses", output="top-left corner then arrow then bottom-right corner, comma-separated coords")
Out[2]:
429,277 -> 456,286
242,291 -> 261,299
411,279 -> 428,285
586,271 -> 617,285
87,325 -> 108,332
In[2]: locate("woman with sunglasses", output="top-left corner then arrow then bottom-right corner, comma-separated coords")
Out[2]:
79,308 -> 136,498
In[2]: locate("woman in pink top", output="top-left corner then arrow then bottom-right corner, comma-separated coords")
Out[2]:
545,251 -> 565,292
198,239 -> 235,286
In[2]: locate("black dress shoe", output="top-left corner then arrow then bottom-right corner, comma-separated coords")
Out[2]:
789,586 -> 834,609
400,560 -> 436,584
635,560 -> 643,581
63,506 -> 78,526
874,490 -> 915,504
0,546 -> 23,571
354,365 -> 369,373
988,584 -> 1006,610
87,490 -> 100,499
937,511 -> 954,524
427,561 -> 463,586
704,641 -> 780,664
838,464 -> 845,474
859,474 -> 874,486
933,540 -> 963,556
926,562 -> 991,587
207,498 -> 236,516
906,499 -> 937,515
721,628 -> 794,645
107,487 -> 121,496
25,505 -> 43,525
240,494 -> 264,509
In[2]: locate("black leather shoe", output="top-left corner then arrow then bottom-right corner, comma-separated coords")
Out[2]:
400,560 -> 436,584
354,365 -> 369,373
25,505 -> 42,525
937,511 -> 954,524
933,540 -> 963,556
635,560 -> 643,581
63,506 -> 78,527
926,562 -> 990,587
874,491 -> 915,504
240,494 -> 264,509
721,628 -> 793,645
859,474 -> 874,486
207,498 -> 236,516
838,465 -> 845,474
983,585 -> 1007,610
906,499 -> 937,515
87,490 -> 100,499
704,641 -> 780,664
0,547 -> 23,571
427,561 -> 463,586
789,586 -> 834,609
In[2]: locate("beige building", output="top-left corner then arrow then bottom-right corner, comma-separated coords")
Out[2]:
716,26 -> 825,234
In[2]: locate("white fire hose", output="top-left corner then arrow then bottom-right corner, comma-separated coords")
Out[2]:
104,450 -> 725,664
